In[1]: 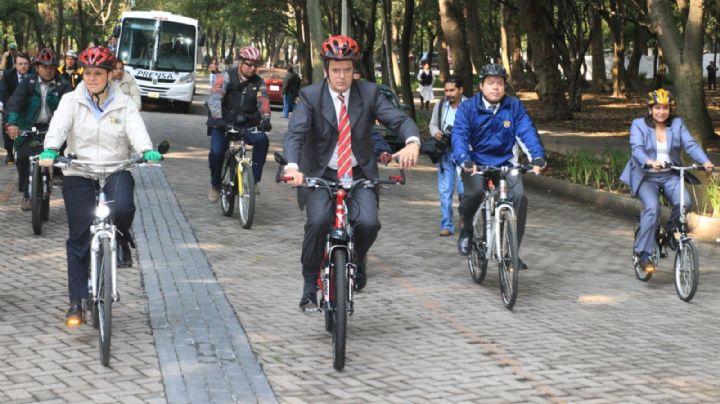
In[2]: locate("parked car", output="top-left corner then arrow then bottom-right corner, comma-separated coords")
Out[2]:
375,84 -> 410,151
256,67 -> 285,105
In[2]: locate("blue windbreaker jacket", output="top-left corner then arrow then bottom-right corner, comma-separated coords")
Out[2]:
452,93 -> 544,167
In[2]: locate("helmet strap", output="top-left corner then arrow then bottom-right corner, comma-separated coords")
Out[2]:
91,81 -> 110,112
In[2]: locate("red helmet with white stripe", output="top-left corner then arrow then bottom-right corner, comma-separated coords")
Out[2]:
321,35 -> 361,61
78,46 -> 116,71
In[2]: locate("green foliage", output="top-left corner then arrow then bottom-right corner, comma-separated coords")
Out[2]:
699,175 -> 720,218
563,148 -> 630,193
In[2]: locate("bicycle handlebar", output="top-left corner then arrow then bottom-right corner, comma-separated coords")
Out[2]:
644,162 -> 714,171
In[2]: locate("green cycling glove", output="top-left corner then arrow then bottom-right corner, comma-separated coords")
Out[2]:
143,150 -> 162,162
39,149 -> 59,161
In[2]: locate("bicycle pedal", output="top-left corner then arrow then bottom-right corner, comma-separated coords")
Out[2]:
114,291 -> 121,303
302,306 -> 320,313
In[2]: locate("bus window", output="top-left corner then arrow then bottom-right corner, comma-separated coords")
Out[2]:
157,21 -> 195,72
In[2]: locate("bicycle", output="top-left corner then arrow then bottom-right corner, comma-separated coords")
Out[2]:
53,154 -> 161,366
466,164 -> 533,310
219,125 -> 258,229
23,128 -> 50,235
632,163 -> 715,302
275,152 -> 405,371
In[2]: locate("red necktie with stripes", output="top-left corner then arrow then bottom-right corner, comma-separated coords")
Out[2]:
337,94 -> 352,180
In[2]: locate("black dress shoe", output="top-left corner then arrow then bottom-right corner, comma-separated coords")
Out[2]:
117,240 -> 133,268
519,258 -> 528,270
355,258 -> 367,292
65,300 -> 83,327
299,290 -> 318,311
457,230 -> 472,256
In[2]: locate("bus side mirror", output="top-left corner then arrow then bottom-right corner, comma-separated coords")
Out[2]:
112,25 -> 121,39
199,32 -> 206,47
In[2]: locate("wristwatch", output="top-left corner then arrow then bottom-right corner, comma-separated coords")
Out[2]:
406,138 -> 421,146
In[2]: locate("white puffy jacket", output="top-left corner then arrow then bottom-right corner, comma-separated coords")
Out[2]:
44,81 -> 153,178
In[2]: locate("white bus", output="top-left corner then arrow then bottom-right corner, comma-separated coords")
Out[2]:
114,11 -> 203,111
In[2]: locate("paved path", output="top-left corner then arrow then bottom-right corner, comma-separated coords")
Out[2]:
1,82 -> 719,402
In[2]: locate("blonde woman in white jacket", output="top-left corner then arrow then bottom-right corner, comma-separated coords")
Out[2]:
38,47 -> 162,326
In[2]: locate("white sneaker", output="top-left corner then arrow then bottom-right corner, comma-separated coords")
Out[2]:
208,187 -> 220,202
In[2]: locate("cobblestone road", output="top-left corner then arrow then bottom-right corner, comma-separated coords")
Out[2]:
1,87 -> 719,403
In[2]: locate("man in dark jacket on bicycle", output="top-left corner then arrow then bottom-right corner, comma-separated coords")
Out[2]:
205,45 -> 272,202
452,64 -> 546,267
283,35 -> 420,311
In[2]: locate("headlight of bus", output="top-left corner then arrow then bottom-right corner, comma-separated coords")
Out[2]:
178,73 -> 195,84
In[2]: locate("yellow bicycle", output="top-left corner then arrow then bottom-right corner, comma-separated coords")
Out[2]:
220,125 -> 256,229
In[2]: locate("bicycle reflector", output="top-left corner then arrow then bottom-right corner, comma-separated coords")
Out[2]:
66,316 -> 82,327
96,204 -> 111,219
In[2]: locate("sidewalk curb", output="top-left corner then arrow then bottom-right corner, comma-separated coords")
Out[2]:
524,174 -> 720,242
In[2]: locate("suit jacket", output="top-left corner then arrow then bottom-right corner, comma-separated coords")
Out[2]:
284,79 -> 418,208
0,68 -> 23,105
620,117 -> 710,195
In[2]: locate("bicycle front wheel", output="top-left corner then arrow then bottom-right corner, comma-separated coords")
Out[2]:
97,237 -> 113,366
237,162 -> 256,229
220,157 -> 236,216
31,163 -> 43,235
498,210 -> 520,310
674,239 -> 699,302
332,250 -> 348,371
468,209 -> 488,283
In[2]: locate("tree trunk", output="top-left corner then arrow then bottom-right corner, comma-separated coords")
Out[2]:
78,0 -> 88,50
359,0 -> 378,82
398,0 -> 416,119
606,0 -> 626,98
519,0 -> 571,120
590,8 -> 609,91
56,0 -> 64,56
500,2 -> 525,90
439,0 -> 473,98
381,0 -> 397,92
437,28 -> 450,82
307,0 -> 324,83
228,31 -> 237,62
464,0 -> 488,73
626,1 -> 650,91
648,0 -> 715,146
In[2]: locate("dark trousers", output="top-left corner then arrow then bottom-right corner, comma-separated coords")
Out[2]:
15,127 -> 47,196
62,172 -> 135,301
709,75 -> 717,90
2,130 -> 12,156
301,169 -> 381,283
208,127 -> 269,188
460,170 -> 528,247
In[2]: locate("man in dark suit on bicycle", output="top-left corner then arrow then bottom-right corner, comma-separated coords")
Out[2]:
453,64 -> 546,267
283,35 -> 420,310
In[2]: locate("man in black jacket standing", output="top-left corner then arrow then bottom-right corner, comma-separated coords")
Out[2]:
282,66 -> 301,118
0,51 -> 33,165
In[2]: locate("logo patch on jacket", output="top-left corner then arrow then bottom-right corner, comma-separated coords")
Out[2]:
109,115 -> 122,125
503,120 -> 511,128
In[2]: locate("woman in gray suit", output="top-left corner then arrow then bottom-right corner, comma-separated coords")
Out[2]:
620,89 -> 714,272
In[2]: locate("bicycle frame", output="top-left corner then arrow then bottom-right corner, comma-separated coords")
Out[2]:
473,166 -> 523,263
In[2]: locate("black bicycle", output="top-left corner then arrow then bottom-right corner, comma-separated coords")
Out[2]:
220,125 -> 258,229
21,128 -> 50,235
632,163 -> 715,302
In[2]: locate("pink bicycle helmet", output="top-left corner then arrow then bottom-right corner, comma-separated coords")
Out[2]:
238,46 -> 261,62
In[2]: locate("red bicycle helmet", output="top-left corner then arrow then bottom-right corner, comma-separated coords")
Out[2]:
321,35 -> 360,61
238,46 -> 261,62
78,46 -> 116,70
36,48 -> 59,66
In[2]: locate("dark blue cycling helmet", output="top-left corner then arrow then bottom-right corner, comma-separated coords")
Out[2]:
479,63 -> 507,82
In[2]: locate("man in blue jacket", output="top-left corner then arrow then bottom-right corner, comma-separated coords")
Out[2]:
452,64 -> 546,266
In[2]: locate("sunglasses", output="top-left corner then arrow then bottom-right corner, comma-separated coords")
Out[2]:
242,61 -> 259,69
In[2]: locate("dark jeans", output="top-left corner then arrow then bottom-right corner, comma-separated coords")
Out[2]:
62,172 -> 135,301
301,169 -> 381,283
208,127 -> 269,188
460,170 -> 528,247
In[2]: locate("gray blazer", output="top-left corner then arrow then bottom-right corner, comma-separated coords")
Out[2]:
620,117 -> 710,195
284,79 -> 418,207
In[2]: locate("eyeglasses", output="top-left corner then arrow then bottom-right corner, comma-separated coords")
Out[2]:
242,61 -> 259,69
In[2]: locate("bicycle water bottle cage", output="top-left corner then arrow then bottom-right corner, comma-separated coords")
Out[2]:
330,228 -> 350,243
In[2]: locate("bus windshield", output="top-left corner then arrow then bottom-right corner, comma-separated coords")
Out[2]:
118,18 -> 196,72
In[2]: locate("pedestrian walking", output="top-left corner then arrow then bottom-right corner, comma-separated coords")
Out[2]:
707,61 -> 718,90
282,66 -> 301,118
417,61 -> 434,110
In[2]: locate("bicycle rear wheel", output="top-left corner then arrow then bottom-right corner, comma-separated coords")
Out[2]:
238,162 -> 256,229
674,239 -> 699,302
31,162 -> 43,235
97,237 -> 113,366
498,211 -> 519,310
332,250 -> 348,371
220,157 -> 236,216
633,226 -> 657,281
